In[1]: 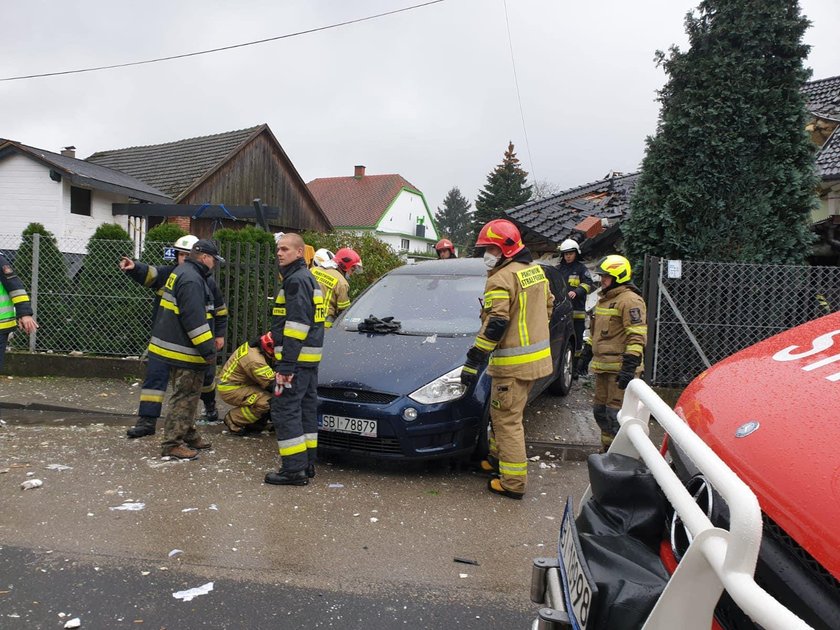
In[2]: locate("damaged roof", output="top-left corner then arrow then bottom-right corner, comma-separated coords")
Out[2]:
803,75 -> 840,121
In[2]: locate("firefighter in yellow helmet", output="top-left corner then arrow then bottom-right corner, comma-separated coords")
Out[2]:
218,332 -> 276,436
581,254 -> 647,451
461,219 -> 553,500
311,247 -> 359,328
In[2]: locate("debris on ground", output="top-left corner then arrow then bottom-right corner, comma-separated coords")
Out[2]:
64,618 -> 81,628
109,502 -> 145,511
172,582 -> 213,602
453,557 -> 480,566
20,479 -> 43,490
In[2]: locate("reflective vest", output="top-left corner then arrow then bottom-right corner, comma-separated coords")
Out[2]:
311,266 -> 350,328
591,284 -> 647,373
271,258 -> 325,371
0,254 -> 33,332
476,259 -> 554,380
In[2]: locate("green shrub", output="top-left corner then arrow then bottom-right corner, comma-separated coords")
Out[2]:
141,223 -> 188,265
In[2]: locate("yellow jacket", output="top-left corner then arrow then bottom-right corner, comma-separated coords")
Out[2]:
311,267 -> 350,327
475,259 -> 554,380
591,284 -> 647,373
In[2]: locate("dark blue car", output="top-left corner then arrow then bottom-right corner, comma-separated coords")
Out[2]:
316,258 -> 575,460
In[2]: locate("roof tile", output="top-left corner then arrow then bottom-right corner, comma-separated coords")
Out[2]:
307,173 -> 420,227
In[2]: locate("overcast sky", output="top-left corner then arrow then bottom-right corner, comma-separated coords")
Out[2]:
2,0 -> 839,215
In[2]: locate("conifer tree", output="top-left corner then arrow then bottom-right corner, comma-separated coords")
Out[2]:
434,187 -> 473,249
624,0 -> 817,266
472,142 -> 532,240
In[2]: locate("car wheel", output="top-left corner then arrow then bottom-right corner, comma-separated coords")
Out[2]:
548,341 -> 573,396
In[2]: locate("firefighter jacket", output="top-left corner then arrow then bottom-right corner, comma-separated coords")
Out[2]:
125,261 -> 228,338
311,266 -> 350,328
271,257 -> 325,374
147,258 -> 217,369
591,283 -> 647,373
557,259 -> 594,320
473,250 -> 554,381
217,341 -> 276,394
0,253 -> 33,333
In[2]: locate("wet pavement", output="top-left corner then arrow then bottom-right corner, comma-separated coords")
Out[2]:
0,375 -> 601,627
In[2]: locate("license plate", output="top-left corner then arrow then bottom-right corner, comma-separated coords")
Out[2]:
318,414 -> 378,437
558,497 -> 598,629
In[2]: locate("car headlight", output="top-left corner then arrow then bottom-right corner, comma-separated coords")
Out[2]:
408,366 -> 467,404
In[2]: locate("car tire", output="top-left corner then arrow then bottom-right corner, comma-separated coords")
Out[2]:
549,341 -> 574,396
471,404 -> 492,460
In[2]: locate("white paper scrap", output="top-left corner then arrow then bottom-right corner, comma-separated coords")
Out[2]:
109,502 -> 145,511
64,618 -> 81,629
172,582 -> 214,602
21,479 -> 43,490
168,549 -> 183,558
46,464 -> 72,471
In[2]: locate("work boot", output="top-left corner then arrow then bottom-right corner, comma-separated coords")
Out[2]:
223,413 -> 246,437
487,478 -> 524,500
199,402 -> 220,424
264,469 -> 308,486
127,416 -> 157,439
306,463 -> 316,479
187,436 -> 212,450
477,459 -> 499,476
163,444 -> 199,460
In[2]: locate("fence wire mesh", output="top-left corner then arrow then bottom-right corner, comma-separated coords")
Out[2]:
645,256 -> 840,387
1,234 -> 279,361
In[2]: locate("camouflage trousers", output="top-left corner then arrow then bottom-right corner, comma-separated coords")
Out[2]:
161,367 -> 204,454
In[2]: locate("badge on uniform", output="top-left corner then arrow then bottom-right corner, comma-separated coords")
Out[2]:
629,307 -> 642,324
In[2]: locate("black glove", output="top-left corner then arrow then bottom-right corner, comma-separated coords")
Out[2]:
578,344 -> 593,375
616,353 -> 641,390
460,346 -> 489,387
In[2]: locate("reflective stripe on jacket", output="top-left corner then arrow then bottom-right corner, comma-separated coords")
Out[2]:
147,258 -> 216,369
591,283 -> 647,373
218,342 -> 275,394
0,253 -> 33,331
477,258 -> 554,380
311,266 -> 350,328
271,258 -> 325,372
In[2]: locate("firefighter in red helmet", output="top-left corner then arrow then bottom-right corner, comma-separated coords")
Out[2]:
461,219 -> 553,499
217,332 -> 275,436
311,247 -> 356,328
435,238 -> 457,259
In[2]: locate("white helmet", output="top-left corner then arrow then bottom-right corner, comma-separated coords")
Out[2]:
173,234 -> 199,253
558,238 -> 581,254
313,248 -> 335,268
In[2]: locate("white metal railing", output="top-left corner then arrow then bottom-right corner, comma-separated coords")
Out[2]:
584,379 -> 814,630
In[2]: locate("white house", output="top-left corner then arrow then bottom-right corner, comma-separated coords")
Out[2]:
307,165 -> 439,256
0,140 -> 171,253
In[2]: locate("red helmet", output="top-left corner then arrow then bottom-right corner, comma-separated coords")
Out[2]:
334,247 -> 363,275
475,219 -> 524,258
435,238 -> 455,254
259,331 -> 274,356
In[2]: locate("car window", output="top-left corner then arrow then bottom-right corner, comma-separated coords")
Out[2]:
340,273 -> 484,336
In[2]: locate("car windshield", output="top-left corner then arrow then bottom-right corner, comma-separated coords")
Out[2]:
340,273 -> 483,336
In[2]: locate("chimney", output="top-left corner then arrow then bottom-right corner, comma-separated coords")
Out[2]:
61,145 -> 76,158
354,165 -> 365,179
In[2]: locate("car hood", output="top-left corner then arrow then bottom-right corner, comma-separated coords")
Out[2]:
319,328 -> 473,394
675,311 -> 840,579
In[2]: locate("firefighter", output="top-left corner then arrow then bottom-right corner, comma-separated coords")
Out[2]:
0,252 -> 39,374
580,254 -> 647,451
556,238 -> 594,378
310,247 -> 356,328
265,233 -> 325,486
435,238 -> 457,259
460,219 -> 553,500
119,235 -> 228,438
218,331 -> 275,435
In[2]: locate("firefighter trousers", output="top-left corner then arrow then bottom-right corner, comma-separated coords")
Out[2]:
270,367 -> 318,473
487,376 -> 534,494
593,368 -> 641,449
220,384 -> 271,428
138,356 -> 216,419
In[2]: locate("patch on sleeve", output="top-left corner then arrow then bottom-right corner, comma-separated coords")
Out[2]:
629,307 -> 643,324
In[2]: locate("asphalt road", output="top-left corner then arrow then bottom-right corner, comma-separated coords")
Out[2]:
0,407 -> 594,629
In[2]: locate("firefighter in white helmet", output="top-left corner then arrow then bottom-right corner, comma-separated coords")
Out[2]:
311,247 -> 359,328
556,238 -> 594,378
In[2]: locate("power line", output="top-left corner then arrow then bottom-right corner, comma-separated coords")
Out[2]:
0,0 -> 445,83
502,0 -> 537,184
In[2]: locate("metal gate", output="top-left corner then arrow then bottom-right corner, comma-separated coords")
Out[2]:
642,256 -> 840,387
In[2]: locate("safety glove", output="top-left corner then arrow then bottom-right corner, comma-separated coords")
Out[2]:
578,343 -> 593,375
460,346 -> 489,387
616,353 -> 641,390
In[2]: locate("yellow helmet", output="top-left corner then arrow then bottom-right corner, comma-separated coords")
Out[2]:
597,254 -> 632,284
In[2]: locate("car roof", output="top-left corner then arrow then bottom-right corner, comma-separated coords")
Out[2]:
388,258 -> 487,276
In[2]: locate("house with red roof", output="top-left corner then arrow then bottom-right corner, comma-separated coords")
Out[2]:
307,165 -> 439,256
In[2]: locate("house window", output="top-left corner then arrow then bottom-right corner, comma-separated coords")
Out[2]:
70,186 -> 92,216
400,238 -> 410,251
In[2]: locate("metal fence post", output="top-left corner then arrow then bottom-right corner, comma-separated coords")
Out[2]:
29,233 -> 40,352
643,256 -> 660,383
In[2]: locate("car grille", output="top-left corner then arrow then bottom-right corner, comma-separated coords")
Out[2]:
762,514 -> 840,596
318,387 -> 399,405
318,431 -> 403,455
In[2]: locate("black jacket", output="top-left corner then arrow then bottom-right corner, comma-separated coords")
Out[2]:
557,259 -> 594,315
147,258 -> 217,369
271,258 -> 325,374
124,260 -> 228,338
